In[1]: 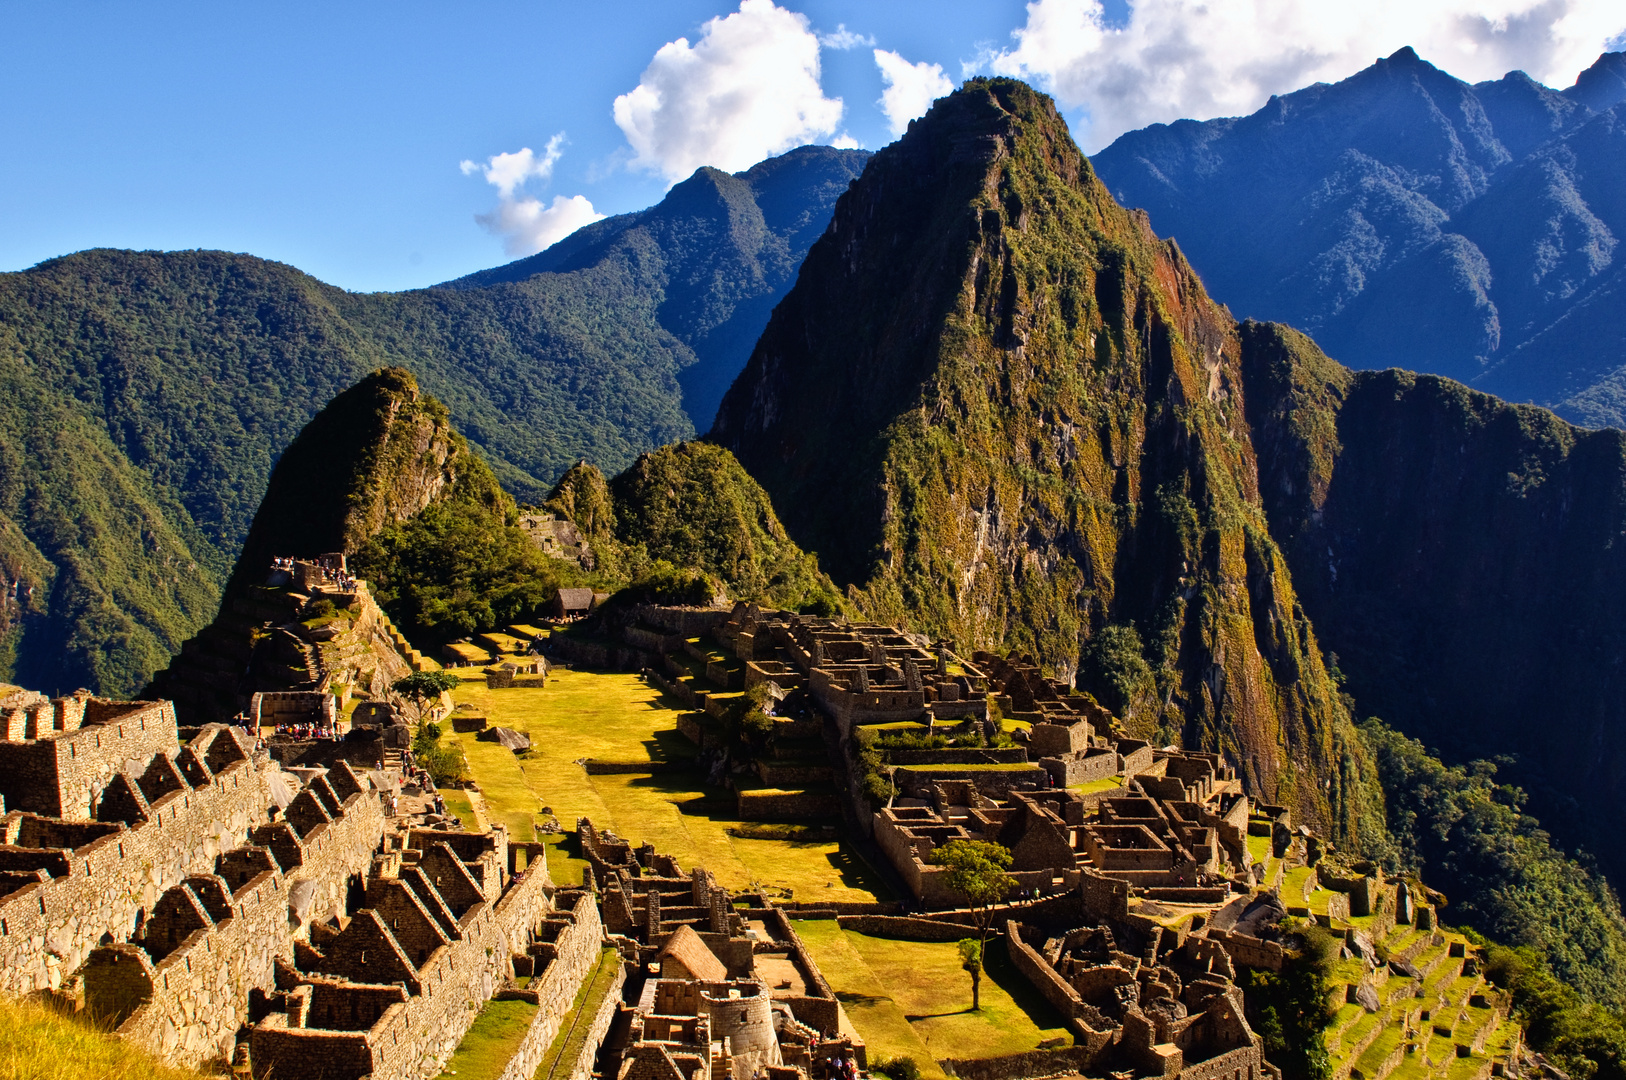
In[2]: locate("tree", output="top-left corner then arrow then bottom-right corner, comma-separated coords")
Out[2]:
935,839 -> 1015,950
958,938 -> 984,1011
393,670 -> 462,719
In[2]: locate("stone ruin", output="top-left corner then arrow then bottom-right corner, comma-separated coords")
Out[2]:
0,682 -> 594,1080
578,819 -> 865,1080
149,553 -> 422,727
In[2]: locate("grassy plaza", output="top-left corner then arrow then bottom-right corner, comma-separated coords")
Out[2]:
442,668 -> 888,901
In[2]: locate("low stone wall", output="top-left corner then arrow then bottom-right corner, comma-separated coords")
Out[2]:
887,748 -> 1028,766
1004,920 -> 1087,1028
737,789 -> 839,821
835,915 -> 979,941
892,765 -> 1046,798
939,1044 -> 1111,1080
549,635 -> 650,672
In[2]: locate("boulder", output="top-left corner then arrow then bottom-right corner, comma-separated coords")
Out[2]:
477,726 -> 531,752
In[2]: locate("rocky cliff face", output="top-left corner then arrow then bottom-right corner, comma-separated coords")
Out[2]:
1241,321 -> 1626,880
712,79 -> 1369,836
148,368 -> 490,722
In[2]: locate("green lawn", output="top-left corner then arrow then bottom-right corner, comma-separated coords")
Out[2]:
438,788 -> 479,831
794,922 -> 1072,1071
448,669 -> 888,902
1070,775 -> 1123,795
434,997 -> 537,1080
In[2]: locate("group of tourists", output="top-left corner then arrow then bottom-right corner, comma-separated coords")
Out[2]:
274,721 -> 338,741
267,555 -> 359,593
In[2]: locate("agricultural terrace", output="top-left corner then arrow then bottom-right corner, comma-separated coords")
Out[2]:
444,667 -> 889,903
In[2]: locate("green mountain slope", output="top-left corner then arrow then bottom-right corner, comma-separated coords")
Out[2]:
442,145 -> 869,431
0,327 -> 220,697
0,146 -> 865,696
712,78 -> 1369,838
146,367 -> 573,722
546,441 -> 845,615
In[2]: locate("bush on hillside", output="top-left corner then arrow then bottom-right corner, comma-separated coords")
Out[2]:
1359,717 -> 1626,1007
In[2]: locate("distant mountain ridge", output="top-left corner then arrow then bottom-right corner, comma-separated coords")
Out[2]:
0,145 -> 866,696
441,145 -> 871,430
1092,47 -> 1626,426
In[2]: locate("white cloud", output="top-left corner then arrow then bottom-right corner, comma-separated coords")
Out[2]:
820,24 -> 875,50
613,0 -> 845,182
462,133 -> 603,257
831,133 -> 863,149
988,0 -> 1626,151
874,49 -> 956,136
476,194 -> 606,258
460,135 -> 564,198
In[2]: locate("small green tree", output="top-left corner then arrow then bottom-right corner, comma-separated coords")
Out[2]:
935,839 -> 1016,950
958,938 -> 984,1011
393,670 -> 462,718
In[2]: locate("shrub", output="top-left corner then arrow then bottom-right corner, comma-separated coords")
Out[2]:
872,1057 -> 921,1080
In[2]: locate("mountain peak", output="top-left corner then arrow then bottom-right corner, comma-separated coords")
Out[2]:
713,77 -> 1358,835
1566,50 -> 1626,112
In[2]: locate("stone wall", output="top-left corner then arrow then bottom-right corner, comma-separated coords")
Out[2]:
736,789 -> 839,821
0,734 -> 274,995
491,894 -> 608,1080
96,870 -> 287,1066
87,777 -> 387,1070
1004,919 -> 1090,1032
0,699 -> 177,820
834,915 -> 979,941
253,853 -> 557,1080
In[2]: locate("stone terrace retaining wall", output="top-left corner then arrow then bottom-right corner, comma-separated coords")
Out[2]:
0,745 -> 273,994
834,915 -> 978,942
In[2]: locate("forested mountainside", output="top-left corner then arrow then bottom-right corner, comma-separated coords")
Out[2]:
544,441 -> 845,616
1092,48 -> 1626,427
146,367 -> 573,722
1241,321 -> 1626,887
713,78 -> 1371,841
441,144 -> 871,430
0,145 -> 864,697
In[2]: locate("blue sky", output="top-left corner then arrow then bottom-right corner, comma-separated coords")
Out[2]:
3,0 -> 1620,293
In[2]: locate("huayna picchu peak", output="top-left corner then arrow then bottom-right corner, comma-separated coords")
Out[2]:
714,77 -> 1367,841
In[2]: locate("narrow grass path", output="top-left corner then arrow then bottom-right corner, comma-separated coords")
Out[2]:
535,947 -> 621,1080
432,998 -> 537,1080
